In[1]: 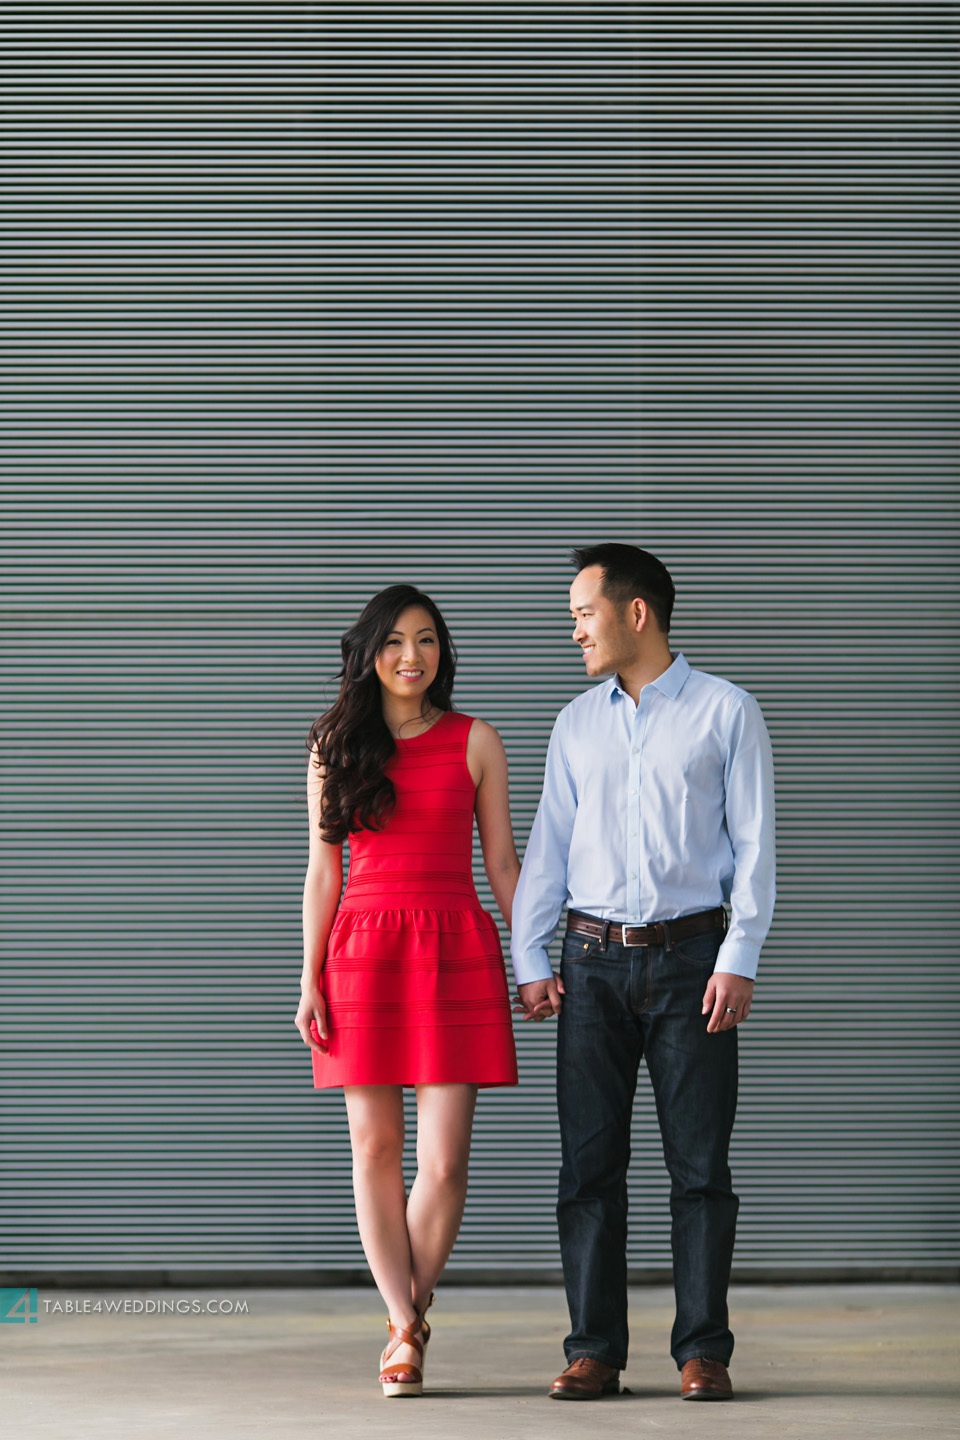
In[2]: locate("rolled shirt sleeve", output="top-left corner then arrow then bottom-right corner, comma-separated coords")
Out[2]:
510,713 -> 577,987
714,693 -> 776,980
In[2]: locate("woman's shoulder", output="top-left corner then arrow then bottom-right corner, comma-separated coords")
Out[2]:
446,708 -> 490,731
458,713 -> 505,751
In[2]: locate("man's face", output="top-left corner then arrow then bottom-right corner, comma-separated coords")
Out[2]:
569,566 -> 635,678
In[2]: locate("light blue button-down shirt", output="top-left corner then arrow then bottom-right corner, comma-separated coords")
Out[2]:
510,652 -> 776,986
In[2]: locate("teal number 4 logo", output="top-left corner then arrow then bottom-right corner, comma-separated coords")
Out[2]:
1,1288 -> 38,1323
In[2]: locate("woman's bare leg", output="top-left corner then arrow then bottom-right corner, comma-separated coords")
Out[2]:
343,1085 -> 420,1378
406,1082 -> 478,1312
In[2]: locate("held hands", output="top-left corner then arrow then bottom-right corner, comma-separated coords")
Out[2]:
514,975 -> 566,1022
298,968 -> 749,1040
702,972 -> 754,1033
295,983 -> 329,1053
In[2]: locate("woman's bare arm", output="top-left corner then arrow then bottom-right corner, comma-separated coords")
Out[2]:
296,740 -> 344,1050
467,719 -> 521,929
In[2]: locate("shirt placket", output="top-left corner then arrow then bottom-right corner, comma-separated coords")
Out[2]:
626,691 -> 652,922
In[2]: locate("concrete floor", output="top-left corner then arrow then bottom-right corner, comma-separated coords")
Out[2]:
2,1284 -> 957,1439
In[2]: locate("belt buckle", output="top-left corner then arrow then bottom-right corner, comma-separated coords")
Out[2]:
621,920 -> 663,947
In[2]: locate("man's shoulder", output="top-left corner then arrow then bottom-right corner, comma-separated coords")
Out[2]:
684,665 -> 762,725
686,664 -> 753,701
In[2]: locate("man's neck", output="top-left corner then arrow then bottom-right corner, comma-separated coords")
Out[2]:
614,647 -> 675,706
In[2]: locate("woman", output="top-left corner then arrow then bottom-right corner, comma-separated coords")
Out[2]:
295,584 -> 520,1398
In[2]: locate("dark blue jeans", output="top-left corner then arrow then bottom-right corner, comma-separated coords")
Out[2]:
556,921 -> 739,1371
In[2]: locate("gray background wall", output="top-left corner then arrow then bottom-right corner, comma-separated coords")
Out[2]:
2,4 -> 957,1281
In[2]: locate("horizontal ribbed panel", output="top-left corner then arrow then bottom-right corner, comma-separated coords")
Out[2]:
1,3 -> 957,1277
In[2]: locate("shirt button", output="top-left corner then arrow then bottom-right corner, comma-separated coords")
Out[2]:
631,830 -> 637,837
630,872 -> 637,879
632,747 -> 639,754
630,788 -> 637,797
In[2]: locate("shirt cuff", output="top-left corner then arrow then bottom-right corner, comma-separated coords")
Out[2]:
713,937 -> 760,981
510,946 -> 556,987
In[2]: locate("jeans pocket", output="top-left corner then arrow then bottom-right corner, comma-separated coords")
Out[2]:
561,932 -> 598,964
669,927 -> 723,967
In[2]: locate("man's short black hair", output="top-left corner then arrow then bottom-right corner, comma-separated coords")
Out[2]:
570,543 -> 676,634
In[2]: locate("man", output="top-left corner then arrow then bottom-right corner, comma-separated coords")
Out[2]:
512,543 -> 775,1403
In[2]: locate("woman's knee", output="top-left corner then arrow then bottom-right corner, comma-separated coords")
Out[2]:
418,1149 -> 469,1191
352,1123 -> 404,1169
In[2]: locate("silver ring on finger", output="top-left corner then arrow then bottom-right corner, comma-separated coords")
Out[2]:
725,1007 -> 737,1015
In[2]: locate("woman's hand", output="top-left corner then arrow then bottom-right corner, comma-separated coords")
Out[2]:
296,983 -> 329,1053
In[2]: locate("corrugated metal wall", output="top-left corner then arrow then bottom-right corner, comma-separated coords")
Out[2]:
2,4 -> 957,1280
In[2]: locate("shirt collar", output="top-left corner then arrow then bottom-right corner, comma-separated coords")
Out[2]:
611,651 -> 691,701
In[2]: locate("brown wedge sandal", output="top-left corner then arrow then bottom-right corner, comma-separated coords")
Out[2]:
379,1317 -> 425,1398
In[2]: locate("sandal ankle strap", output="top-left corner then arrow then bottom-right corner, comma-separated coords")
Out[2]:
382,1317 -> 424,1364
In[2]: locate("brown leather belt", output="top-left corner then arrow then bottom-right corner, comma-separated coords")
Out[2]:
566,906 -> 727,950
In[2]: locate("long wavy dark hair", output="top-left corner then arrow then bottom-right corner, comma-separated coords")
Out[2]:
305,585 -> 457,843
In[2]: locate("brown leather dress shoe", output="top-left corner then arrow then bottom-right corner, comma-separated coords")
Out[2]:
549,1356 -> 621,1400
680,1357 -> 733,1400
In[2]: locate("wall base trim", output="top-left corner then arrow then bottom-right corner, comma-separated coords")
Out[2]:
2,1266 -> 957,1288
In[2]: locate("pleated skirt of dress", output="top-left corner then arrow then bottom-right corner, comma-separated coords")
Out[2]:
311,903 -> 519,1089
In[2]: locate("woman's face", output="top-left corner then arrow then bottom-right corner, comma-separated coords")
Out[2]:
374,605 -> 441,702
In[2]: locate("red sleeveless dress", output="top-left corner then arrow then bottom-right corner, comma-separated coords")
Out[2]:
311,709 -> 519,1089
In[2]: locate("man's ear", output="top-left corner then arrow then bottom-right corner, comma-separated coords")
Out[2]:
631,597 -> 648,632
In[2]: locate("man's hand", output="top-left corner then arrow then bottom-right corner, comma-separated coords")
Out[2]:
702,973 -> 754,1033
514,975 -> 566,1022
